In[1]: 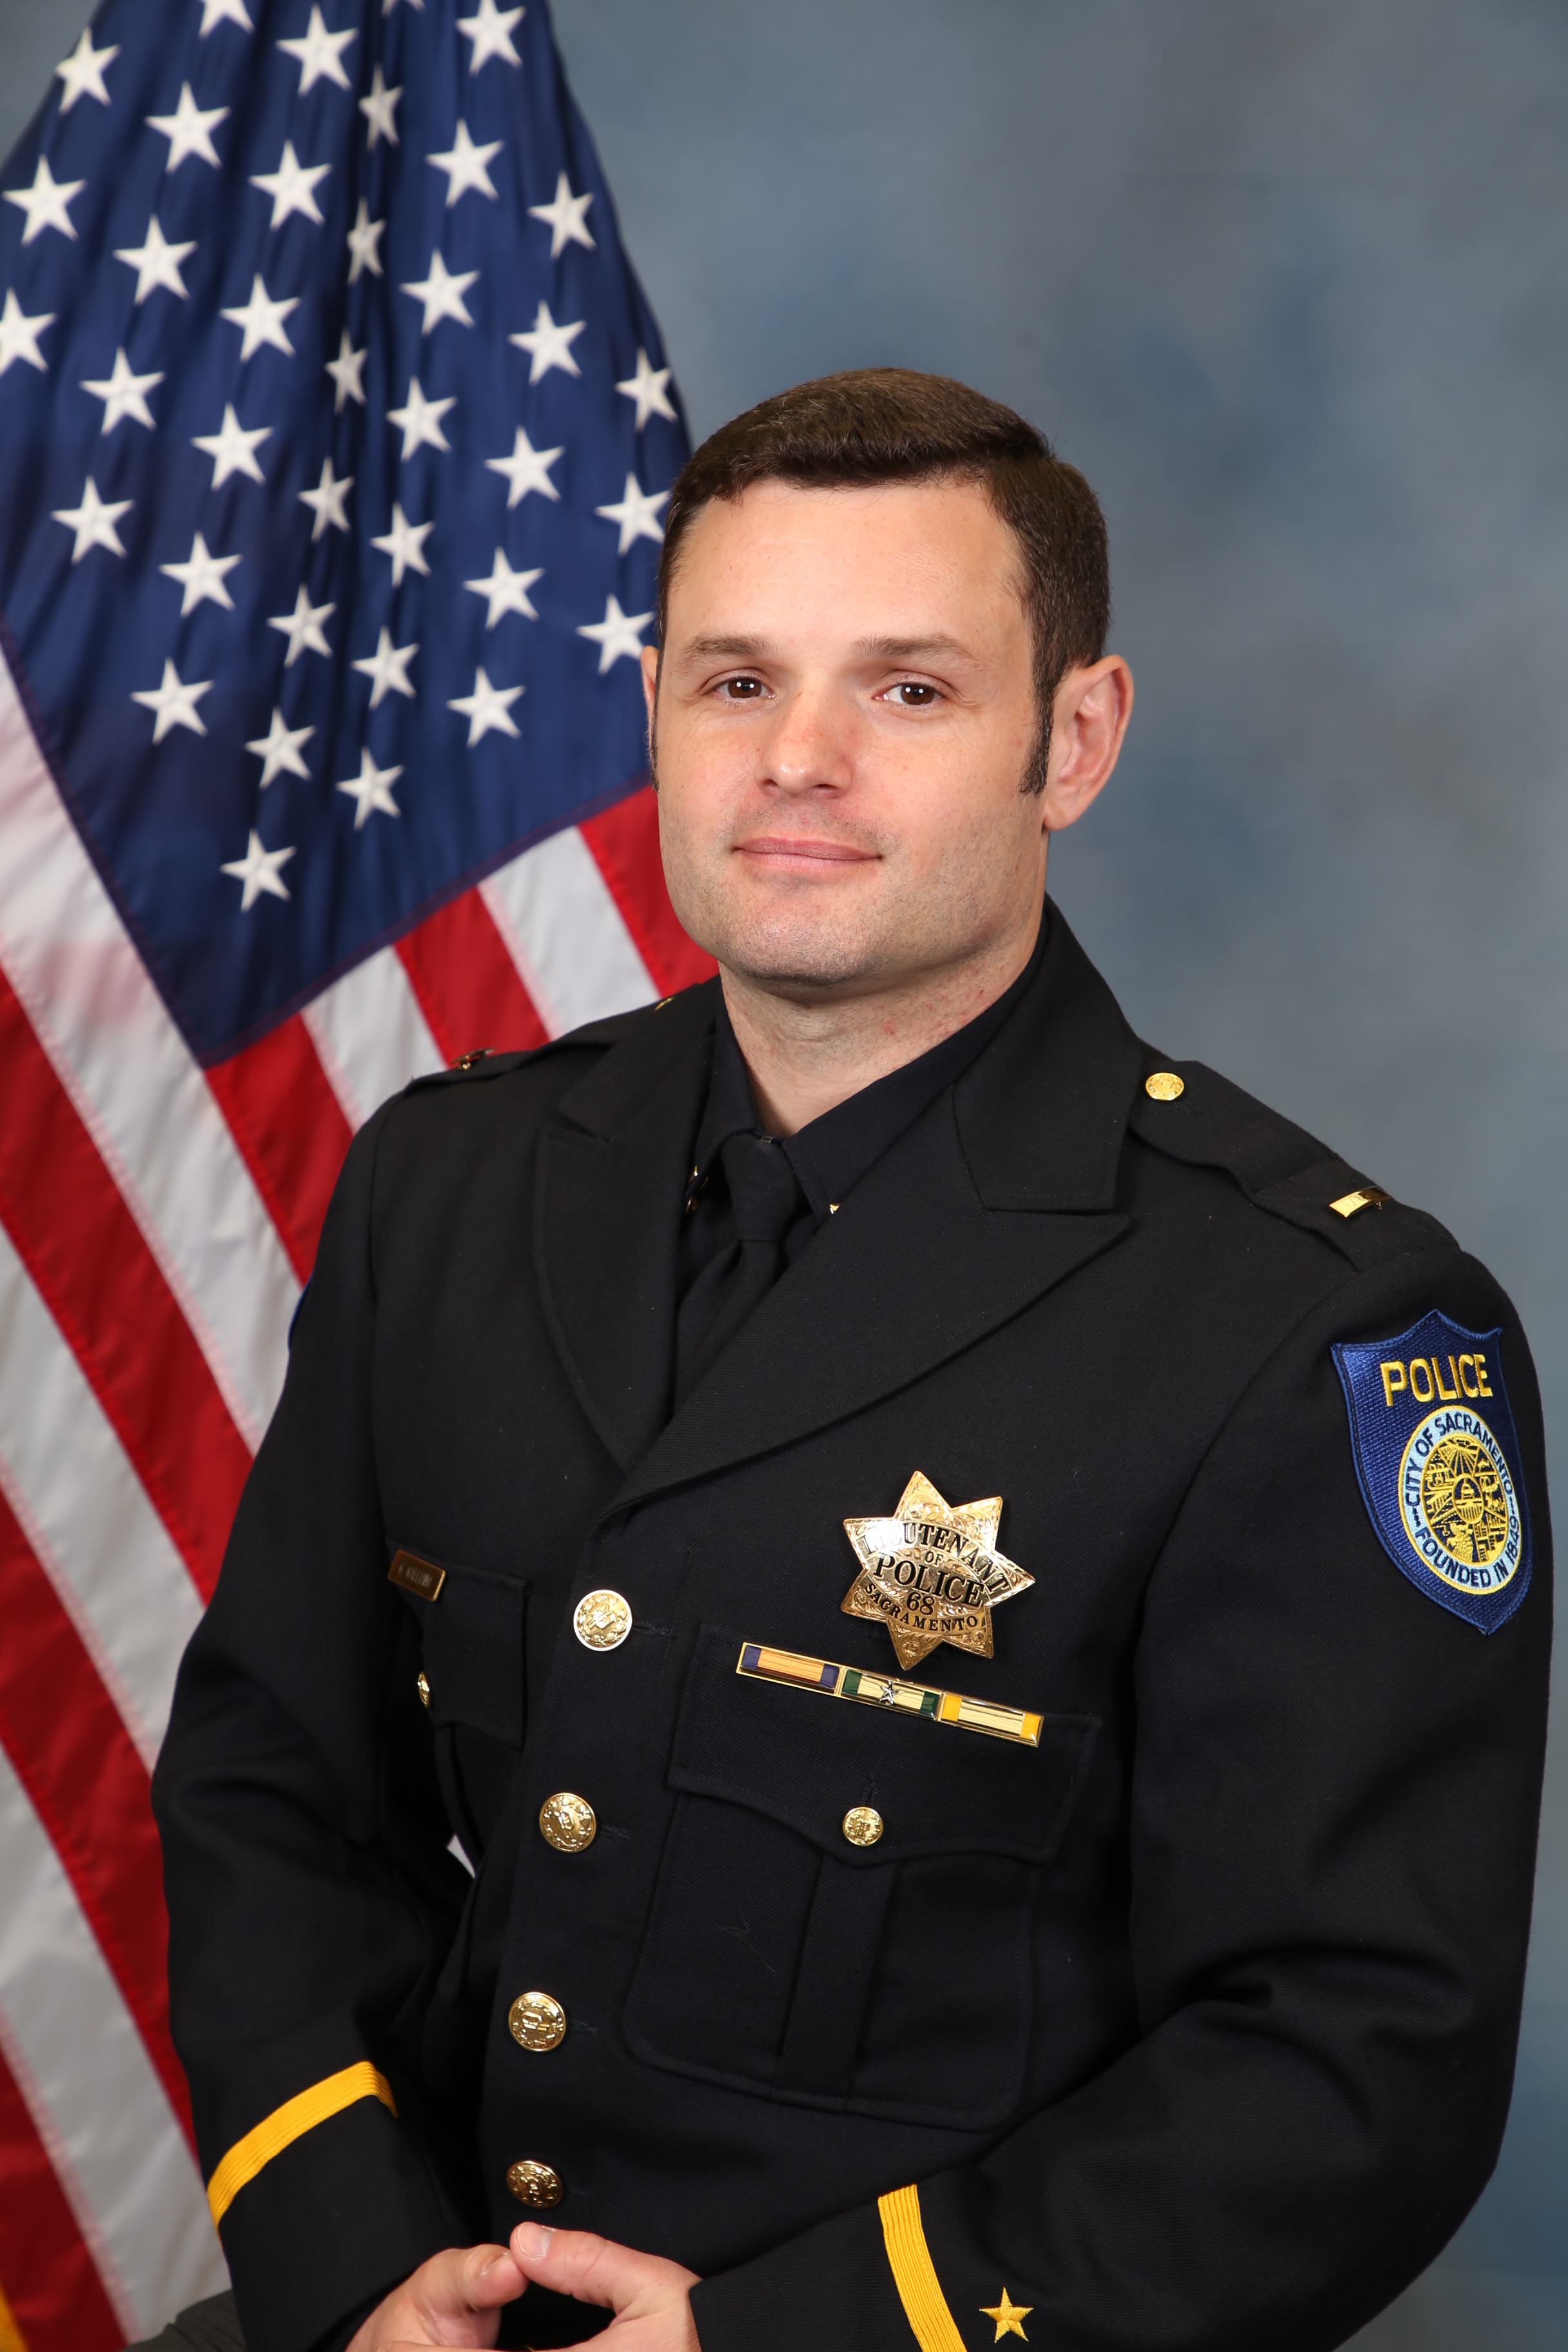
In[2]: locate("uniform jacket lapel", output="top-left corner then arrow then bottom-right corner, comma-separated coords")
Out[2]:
533,983 -> 718,1470
609,906 -> 1142,1505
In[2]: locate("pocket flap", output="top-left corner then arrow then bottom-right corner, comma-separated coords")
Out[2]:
670,1623 -> 1097,1866
389,1548 -> 527,1747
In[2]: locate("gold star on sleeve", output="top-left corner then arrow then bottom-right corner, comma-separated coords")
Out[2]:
979,2288 -> 1032,2341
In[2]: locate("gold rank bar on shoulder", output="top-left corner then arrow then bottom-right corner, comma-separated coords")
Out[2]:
735,1642 -> 1043,1747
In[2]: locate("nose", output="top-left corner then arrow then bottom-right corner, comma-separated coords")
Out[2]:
759,680 -> 852,796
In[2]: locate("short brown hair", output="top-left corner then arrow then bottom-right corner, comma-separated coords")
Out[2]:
656,368 -> 1110,793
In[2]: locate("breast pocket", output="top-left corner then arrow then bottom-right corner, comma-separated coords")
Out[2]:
390,1549 -> 529,1863
623,1623 -> 1099,2132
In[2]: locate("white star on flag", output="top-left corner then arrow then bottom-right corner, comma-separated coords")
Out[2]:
250,141 -> 331,229
113,216 -> 195,303
4,156 -> 86,244
221,274 -> 299,360
457,0 -> 524,71
529,170 -> 594,257
326,329 -> 367,409
147,83 -> 228,172
387,377 -> 455,458
200,0 -> 253,33
509,299 -> 585,383
401,250 -> 479,333
352,626 -> 418,707
132,658 -> 211,740
371,503 -> 433,583
221,830 -> 295,908
360,66 -> 400,147
0,291 -> 54,378
278,6 -> 357,95
245,707 -> 314,785
193,404 -> 270,485
485,424 -> 562,505
449,665 -> 524,743
595,471 -> 669,554
51,476 -> 132,562
299,456 -> 353,538
81,348 -> 163,435
465,549 -> 542,627
55,27 -> 119,111
616,346 -> 678,429
346,199 -> 386,282
159,531 -> 241,614
268,585 -> 335,665
578,593 -> 652,672
427,121 -> 502,206
337,749 -> 404,828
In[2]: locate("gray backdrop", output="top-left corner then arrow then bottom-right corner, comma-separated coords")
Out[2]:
1,3 -> 1562,2346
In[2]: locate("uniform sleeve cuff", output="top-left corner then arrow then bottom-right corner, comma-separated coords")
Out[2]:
217,2090 -> 461,2352
690,2197 -> 914,2352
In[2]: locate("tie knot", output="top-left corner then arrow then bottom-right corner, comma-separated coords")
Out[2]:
720,1131 -> 804,1244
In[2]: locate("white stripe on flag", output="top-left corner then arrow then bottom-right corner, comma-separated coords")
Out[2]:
482,827 -> 657,1037
0,1747 -> 227,2340
0,1224 -> 201,1765
0,662 -> 298,1451
301,944 -> 444,1132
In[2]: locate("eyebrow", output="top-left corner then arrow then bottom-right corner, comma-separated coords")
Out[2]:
676,631 -> 975,663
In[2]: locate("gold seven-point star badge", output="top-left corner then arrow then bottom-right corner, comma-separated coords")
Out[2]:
980,2288 -> 1032,2341
841,1471 -> 1034,1670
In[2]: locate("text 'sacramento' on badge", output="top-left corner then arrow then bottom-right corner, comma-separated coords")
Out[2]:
841,1471 -> 1034,1670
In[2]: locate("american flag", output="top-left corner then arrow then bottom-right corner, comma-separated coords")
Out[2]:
0,2 -> 708,2341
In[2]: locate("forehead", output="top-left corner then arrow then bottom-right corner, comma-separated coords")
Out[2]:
666,476 -> 1026,640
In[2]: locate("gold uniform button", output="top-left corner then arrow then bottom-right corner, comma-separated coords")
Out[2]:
539,1791 -> 597,1852
506,2159 -> 564,2208
415,1670 -> 431,1709
842,1805 -> 884,1847
509,1991 -> 567,2052
573,1589 -> 632,1651
1144,1071 -> 1184,1102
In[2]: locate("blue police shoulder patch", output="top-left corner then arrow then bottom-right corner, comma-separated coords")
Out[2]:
1332,1313 -> 1531,1633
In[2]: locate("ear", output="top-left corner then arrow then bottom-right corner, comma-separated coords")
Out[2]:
640,643 -> 660,738
1040,656 -> 1133,833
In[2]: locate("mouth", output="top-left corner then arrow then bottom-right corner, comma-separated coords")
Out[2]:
733,835 -> 878,870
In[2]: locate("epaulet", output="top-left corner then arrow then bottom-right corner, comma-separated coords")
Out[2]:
398,992 -> 691,1099
1128,1054 -> 1455,1271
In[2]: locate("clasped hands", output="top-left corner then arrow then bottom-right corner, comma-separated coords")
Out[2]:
344,2224 -> 700,2351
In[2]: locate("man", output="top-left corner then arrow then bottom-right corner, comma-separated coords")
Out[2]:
153,371 -> 1550,2352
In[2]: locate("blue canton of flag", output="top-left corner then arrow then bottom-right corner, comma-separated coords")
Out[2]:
0,0 -> 689,1061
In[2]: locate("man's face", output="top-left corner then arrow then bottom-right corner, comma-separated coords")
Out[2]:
644,477 -> 1053,1000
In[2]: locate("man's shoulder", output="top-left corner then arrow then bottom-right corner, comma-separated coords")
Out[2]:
384,979 -> 718,1132
1126,1050 -> 1457,1275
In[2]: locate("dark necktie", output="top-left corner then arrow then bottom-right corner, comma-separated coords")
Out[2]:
674,1130 -> 806,1406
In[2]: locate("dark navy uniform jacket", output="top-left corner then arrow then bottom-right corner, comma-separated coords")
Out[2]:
153,905 -> 1551,2352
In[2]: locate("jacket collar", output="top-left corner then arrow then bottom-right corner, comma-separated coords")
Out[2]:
534,905 -> 1141,1489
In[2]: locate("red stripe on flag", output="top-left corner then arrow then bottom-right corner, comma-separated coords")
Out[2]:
580,787 -> 717,995
397,885 -> 549,1064
0,970 -> 251,1601
0,2037 -> 121,2352
206,1016 -> 353,1283
0,1489 -> 194,2150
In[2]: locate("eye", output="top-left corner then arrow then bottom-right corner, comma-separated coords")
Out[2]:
882,681 -> 941,709
715,674 -> 767,701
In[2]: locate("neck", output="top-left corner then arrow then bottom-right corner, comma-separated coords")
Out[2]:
720,904 -> 1044,1136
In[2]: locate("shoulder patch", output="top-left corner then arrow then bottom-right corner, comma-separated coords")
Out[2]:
1332,1313 -> 1531,1632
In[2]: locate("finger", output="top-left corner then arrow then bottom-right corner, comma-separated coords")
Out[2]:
408,2241 -> 525,2324
509,2224 -> 698,2315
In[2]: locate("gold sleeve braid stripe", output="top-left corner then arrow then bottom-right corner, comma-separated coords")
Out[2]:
878,2183 -> 967,2352
206,2061 -> 397,2226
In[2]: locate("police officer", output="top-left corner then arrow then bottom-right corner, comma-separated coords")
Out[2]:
153,371 -> 1551,2352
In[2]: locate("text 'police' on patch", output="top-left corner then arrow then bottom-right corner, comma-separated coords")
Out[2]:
1332,1313 -> 1531,1634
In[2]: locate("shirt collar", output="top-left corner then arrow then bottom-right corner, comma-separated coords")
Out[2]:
690,912 -> 1049,1220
